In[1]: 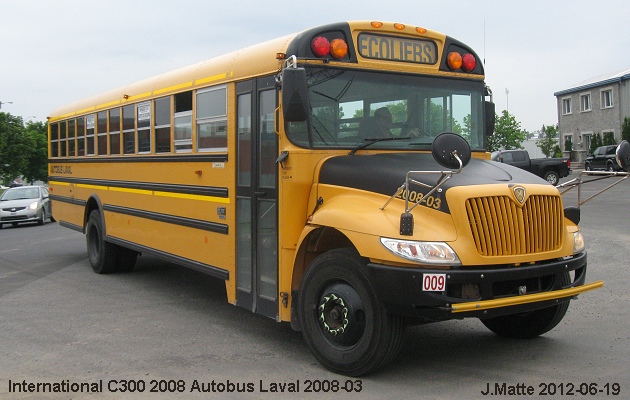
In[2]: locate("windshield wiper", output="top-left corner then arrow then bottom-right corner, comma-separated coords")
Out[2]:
349,136 -> 411,155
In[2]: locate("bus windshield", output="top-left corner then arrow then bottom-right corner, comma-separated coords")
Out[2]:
286,67 -> 486,151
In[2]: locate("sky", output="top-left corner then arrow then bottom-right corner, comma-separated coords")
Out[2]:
1,0 -> 629,132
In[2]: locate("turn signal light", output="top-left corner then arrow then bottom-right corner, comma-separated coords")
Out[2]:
447,52 -> 463,70
330,38 -> 348,59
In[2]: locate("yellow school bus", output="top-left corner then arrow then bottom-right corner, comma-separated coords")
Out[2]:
48,20 -> 603,376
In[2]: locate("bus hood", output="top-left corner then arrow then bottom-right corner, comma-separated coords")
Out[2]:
318,152 -> 546,214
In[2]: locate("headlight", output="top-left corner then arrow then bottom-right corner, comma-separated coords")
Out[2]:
29,201 -> 39,210
380,238 -> 461,265
573,231 -> 585,254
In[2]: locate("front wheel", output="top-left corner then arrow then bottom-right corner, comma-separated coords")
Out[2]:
298,249 -> 404,376
480,273 -> 570,339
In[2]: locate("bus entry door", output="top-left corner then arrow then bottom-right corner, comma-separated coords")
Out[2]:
235,77 -> 279,319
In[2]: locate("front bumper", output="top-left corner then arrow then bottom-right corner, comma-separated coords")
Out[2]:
0,208 -> 40,224
366,251 -> 602,320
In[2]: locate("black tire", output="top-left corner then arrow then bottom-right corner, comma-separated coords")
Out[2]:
117,247 -> 139,272
298,248 -> 404,376
86,210 -> 119,274
37,210 -> 45,225
585,163 -> 592,175
480,274 -> 570,339
606,162 -> 615,172
544,170 -> 560,186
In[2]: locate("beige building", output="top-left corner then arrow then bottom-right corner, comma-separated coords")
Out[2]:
554,68 -> 630,163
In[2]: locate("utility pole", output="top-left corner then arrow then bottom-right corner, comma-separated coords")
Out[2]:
0,101 -> 13,109
505,88 -> 509,112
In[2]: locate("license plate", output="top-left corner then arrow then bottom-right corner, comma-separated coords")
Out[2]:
422,273 -> 446,291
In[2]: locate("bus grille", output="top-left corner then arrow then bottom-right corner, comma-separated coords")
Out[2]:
465,195 -> 563,256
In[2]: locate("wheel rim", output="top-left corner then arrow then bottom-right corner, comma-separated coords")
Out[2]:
547,174 -> 557,184
317,282 -> 366,346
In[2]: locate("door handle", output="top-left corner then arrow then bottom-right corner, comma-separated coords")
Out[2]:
254,191 -> 267,197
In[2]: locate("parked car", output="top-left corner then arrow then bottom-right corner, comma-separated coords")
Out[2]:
491,149 -> 571,186
0,186 -> 54,229
585,145 -> 622,172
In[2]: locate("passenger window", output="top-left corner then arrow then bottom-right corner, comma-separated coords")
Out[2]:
109,108 -> 121,155
137,102 -> 151,153
97,111 -> 107,155
196,86 -> 227,151
86,115 -> 95,156
174,91 -> 192,152
154,97 -> 171,153
122,105 -> 135,154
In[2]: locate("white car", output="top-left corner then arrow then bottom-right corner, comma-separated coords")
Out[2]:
0,186 -> 55,228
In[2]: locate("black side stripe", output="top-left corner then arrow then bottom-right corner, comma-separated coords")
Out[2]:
50,177 -> 228,198
103,204 -> 229,235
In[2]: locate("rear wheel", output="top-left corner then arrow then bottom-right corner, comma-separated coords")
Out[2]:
86,210 -> 138,273
298,248 -> 404,376
481,273 -> 570,339
544,170 -> 560,186
607,162 -> 615,172
86,210 -> 118,274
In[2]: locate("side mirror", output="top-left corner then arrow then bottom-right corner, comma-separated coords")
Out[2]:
431,132 -> 471,170
617,140 -> 630,172
484,101 -> 495,136
281,67 -> 309,122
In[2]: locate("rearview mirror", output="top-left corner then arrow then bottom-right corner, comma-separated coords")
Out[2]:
431,132 -> 471,170
484,101 -> 495,136
281,67 -> 309,122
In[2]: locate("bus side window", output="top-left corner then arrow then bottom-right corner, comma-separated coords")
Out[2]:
122,105 -> 135,154
174,91 -> 193,152
137,101 -> 151,153
155,96 -> 172,153
196,86 -> 227,151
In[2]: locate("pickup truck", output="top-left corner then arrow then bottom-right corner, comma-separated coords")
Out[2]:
585,145 -> 622,172
491,149 -> 571,185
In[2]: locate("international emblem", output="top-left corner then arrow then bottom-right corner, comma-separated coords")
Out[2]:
513,186 -> 526,204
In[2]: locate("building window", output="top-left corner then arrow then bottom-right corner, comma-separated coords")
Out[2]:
601,89 -> 613,109
196,86 -> 227,151
580,93 -> 591,112
562,98 -> 572,115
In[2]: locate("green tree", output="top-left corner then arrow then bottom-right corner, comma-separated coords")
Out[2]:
537,124 -> 558,158
23,120 -> 49,183
623,117 -> 630,143
602,131 -> 616,146
487,110 -> 526,152
0,113 -> 48,185
0,113 -> 29,185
